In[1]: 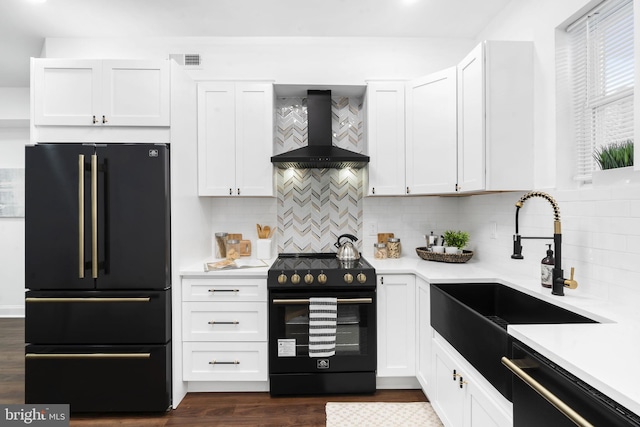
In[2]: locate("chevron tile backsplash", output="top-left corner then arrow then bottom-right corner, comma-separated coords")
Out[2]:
275,96 -> 365,253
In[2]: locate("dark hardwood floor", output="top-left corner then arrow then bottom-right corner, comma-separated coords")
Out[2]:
1,318 -> 427,426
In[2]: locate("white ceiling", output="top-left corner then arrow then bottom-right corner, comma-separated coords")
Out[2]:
0,0 -> 511,87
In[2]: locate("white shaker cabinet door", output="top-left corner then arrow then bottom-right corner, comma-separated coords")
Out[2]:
197,82 -> 237,196
101,60 -> 170,126
377,274 -> 416,377
33,59 -> 102,126
406,67 -> 457,195
457,43 -> 486,193
366,81 -> 406,196
235,83 -> 274,197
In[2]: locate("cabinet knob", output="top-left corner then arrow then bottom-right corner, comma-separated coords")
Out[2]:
92,115 -> 98,124
237,188 -> 240,195
406,187 -> 410,194
229,188 -> 233,195
372,187 -> 375,195
102,115 -> 108,124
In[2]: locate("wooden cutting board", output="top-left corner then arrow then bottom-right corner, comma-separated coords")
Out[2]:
377,233 -> 395,244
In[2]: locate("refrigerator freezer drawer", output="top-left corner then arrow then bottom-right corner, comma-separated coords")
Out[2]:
25,290 -> 171,344
25,343 -> 171,413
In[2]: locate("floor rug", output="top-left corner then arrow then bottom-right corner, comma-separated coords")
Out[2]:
325,402 -> 444,427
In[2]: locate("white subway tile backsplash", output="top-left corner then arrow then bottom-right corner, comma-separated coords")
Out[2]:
363,188 -> 640,307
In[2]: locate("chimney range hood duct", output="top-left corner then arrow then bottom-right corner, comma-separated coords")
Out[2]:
270,90 -> 370,169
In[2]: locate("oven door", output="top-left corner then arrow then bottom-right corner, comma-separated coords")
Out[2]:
268,290 -> 376,374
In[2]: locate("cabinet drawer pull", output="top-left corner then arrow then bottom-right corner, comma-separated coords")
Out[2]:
208,320 -> 240,325
25,297 -> 151,303
208,289 -> 240,293
209,360 -> 240,365
26,353 -> 151,359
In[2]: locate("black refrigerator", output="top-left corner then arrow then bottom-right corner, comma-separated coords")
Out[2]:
24,143 -> 172,412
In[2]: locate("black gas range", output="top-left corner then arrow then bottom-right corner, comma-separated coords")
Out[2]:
267,253 -> 376,291
267,253 -> 377,396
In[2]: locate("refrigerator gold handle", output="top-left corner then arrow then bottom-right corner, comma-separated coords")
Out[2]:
78,154 -> 85,279
91,154 -> 98,279
25,297 -> 152,303
501,357 -> 595,427
26,353 -> 151,360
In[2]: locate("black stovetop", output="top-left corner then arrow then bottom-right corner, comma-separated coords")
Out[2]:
270,252 -> 374,271
267,253 -> 376,290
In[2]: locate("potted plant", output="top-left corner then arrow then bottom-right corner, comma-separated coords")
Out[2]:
593,139 -> 634,170
443,230 -> 470,254
592,139 -> 638,186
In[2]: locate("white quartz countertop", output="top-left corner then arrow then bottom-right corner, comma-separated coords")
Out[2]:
181,252 -> 640,415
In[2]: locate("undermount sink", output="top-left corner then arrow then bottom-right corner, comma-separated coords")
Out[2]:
430,282 -> 597,401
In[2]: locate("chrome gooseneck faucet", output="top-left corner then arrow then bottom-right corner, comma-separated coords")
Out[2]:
511,191 -> 578,296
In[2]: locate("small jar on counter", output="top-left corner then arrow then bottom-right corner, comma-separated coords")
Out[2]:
215,232 -> 228,258
226,239 -> 241,260
373,243 -> 388,259
387,238 -> 402,258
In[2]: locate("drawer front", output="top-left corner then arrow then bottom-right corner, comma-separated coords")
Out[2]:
25,343 -> 171,412
182,278 -> 266,302
183,341 -> 267,381
25,290 -> 171,344
183,302 -> 267,341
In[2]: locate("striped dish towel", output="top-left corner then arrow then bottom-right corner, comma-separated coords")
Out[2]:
308,297 -> 337,358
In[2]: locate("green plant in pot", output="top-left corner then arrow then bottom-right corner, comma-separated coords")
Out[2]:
593,139 -> 634,170
443,230 -> 470,254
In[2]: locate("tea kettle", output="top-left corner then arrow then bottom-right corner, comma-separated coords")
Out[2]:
334,234 -> 360,261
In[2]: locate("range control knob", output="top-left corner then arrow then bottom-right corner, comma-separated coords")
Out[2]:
344,273 -> 354,284
278,274 -> 288,285
357,273 -> 367,284
318,273 -> 327,284
304,273 -> 314,284
291,273 -> 301,285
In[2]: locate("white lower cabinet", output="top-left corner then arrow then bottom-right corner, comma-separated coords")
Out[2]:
431,334 -> 512,427
183,342 -> 267,382
181,276 -> 268,385
377,274 -> 416,377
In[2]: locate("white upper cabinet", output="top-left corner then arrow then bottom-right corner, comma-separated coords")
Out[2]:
365,81 -> 406,196
33,59 -> 170,127
365,41 -> 534,197
406,67 -> 457,195
197,82 -> 274,197
456,41 -> 534,193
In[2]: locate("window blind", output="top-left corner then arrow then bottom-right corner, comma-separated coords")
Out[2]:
567,0 -> 634,181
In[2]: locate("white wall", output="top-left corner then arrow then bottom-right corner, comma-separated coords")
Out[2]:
43,37 -> 477,85
0,125 -> 27,317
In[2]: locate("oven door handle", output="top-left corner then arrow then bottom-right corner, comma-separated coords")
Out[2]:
272,298 -> 373,305
501,357 -> 595,427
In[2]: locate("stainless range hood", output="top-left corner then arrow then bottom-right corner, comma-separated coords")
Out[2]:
270,90 -> 370,169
